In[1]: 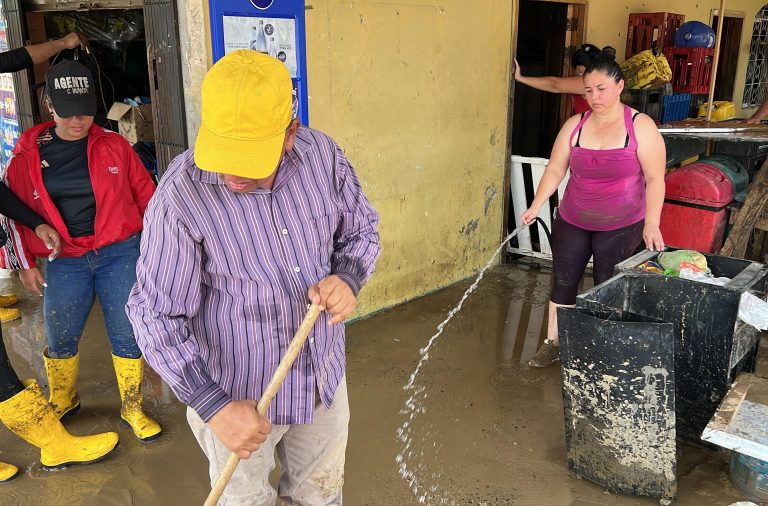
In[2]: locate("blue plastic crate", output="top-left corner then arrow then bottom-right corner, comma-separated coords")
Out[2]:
662,93 -> 692,124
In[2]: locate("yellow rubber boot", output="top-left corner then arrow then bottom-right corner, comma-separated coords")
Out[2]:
0,380 -> 119,469
0,294 -> 18,308
0,462 -> 19,482
0,308 -> 20,323
43,349 -> 81,419
112,355 -> 161,442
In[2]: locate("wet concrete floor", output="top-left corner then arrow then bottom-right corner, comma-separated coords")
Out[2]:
0,262 -> 764,505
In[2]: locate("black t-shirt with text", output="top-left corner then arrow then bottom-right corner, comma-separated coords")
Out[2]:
39,127 -> 96,238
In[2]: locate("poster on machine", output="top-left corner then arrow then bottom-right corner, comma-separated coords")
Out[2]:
222,16 -> 298,78
1,118 -> 18,164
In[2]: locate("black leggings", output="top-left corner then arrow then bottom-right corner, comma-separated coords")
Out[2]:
0,325 -> 24,402
551,216 -> 644,305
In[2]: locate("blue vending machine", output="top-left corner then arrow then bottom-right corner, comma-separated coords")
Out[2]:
209,0 -> 309,125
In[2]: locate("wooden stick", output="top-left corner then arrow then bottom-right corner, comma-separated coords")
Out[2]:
707,0 -> 727,122
203,304 -> 322,506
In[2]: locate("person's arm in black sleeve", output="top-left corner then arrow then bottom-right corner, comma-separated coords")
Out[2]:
0,184 -> 45,231
0,33 -> 85,73
0,184 -> 61,260
0,47 -> 33,73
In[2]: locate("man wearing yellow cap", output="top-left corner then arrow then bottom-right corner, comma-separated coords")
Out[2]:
127,50 -> 380,504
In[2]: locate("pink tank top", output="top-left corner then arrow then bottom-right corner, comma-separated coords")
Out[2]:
558,106 -> 646,231
571,94 -> 591,114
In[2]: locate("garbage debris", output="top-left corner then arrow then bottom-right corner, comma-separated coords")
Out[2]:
50,10 -> 144,51
636,260 -> 664,274
658,249 -> 708,275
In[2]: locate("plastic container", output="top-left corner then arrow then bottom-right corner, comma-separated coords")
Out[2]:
623,88 -> 664,121
660,162 -> 734,252
730,452 -> 768,503
664,136 -> 705,167
603,252 -> 768,443
674,20 -> 716,48
713,140 -> 768,180
697,101 -> 736,121
689,93 -> 709,117
699,155 -> 749,201
621,50 -> 673,90
562,254 -> 768,497
662,93 -> 692,123
626,12 -> 685,59
559,305 -> 676,500
728,152 -> 767,181
663,47 -> 714,94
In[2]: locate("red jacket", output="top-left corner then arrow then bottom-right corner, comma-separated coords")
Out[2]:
2,122 -> 154,269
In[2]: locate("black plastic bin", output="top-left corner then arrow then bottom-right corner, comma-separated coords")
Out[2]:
559,252 -> 768,499
601,250 -> 768,443
559,305 -> 677,500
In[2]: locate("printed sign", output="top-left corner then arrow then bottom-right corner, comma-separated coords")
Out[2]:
1,118 -> 18,168
223,16 -> 298,78
0,12 -> 19,171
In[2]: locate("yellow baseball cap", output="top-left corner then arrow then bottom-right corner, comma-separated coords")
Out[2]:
194,50 -> 293,178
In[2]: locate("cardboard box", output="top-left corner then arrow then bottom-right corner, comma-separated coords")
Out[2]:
106,102 -> 154,145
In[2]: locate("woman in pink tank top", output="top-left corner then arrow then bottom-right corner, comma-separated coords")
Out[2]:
520,51 -> 666,368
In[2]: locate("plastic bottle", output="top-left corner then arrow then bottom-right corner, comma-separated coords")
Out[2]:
268,37 -> 278,58
250,20 -> 268,54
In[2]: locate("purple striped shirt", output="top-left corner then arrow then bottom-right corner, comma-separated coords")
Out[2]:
126,127 -> 380,424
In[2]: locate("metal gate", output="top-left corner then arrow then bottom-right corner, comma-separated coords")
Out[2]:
509,155 -> 569,260
144,0 -> 188,175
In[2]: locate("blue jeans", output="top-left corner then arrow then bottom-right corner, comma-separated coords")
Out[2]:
44,234 -> 142,359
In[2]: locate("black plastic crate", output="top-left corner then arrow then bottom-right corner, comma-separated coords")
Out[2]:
689,93 -> 709,118
622,88 -> 663,122
711,145 -> 768,180
664,136 -> 705,167
714,140 -> 768,158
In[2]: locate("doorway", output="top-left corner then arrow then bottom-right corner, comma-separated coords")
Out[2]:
0,0 -> 187,176
712,11 -> 745,102
507,0 -> 585,244
511,0 -> 585,158
512,0 -> 568,158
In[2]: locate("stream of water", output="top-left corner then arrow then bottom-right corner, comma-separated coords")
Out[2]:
395,225 -> 526,504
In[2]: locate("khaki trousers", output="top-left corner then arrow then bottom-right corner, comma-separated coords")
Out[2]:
188,378 -> 349,506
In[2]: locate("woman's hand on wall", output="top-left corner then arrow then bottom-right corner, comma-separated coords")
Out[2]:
513,58 -> 523,81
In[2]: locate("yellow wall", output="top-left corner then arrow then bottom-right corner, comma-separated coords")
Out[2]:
305,1 -> 513,315
177,1 -> 515,317
583,0 -> 768,116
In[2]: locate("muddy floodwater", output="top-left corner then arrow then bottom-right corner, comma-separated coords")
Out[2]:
0,262 -> 763,505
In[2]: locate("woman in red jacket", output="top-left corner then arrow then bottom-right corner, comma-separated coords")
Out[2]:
3,59 -> 161,442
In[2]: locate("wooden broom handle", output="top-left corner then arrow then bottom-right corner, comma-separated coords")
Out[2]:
203,304 -> 322,506
707,0 -> 727,122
